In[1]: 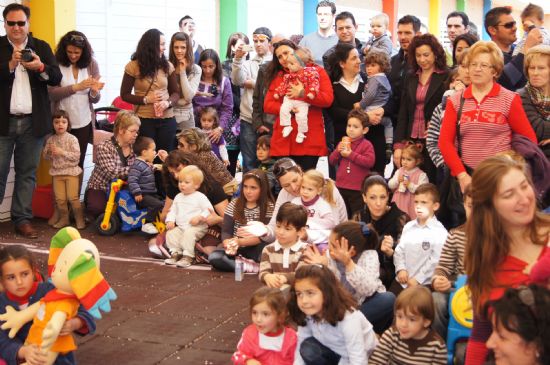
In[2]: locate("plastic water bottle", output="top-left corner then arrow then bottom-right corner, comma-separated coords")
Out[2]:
235,260 -> 243,282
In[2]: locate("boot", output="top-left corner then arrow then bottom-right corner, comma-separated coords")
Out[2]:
71,204 -> 86,230
53,204 -> 70,229
48,206 -> 60,226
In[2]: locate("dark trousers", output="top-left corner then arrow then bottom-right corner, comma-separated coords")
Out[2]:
338,188 -> 363,219
85,188 -> 107,218
138,193 -> 164,221
139,117 -> 177,152
208,243 -> 265,272
70,122 -> 93,169
227,148 -> 240,176
299,337 -> 341,365
291,155 -> 319,172
359,291 -> 396,334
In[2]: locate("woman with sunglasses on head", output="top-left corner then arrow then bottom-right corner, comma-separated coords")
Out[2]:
237,158 -> 347,244
439,41 -> 537,195
486,284 -> 550,365
49,31 -> 103,171
263,40 -> 334,171
463,154 -> 550,365
120,28 -> 180,153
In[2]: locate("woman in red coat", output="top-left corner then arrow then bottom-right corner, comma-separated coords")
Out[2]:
263,40 -> 334,171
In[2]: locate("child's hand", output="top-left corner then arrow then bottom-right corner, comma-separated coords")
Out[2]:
303,244 -> 328,266
166,221 -> 175,230
189,215 -> 203,226
306,92 -> 315,100
59,317 -> 83,336
273,93 -> 280,100
407,278 -> 419,287
353,102 -> 361,110
329,236 -> 355,267
245,359 -> 261,365
380,235 -> 394,256
19,344 -> 48,365
398,173 -> 404,183
264,273 -> 284,288
339,147 -> 351,158
134,194 -> 143,203
402,179 -> 410,187
433,275 -> 452,293
223,160 -> 230,167
157,149 -> 168,162
397,270 -> 409,284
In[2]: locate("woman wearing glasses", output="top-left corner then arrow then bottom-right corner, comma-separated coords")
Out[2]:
49,31 -> 103,170
439,41 -> 537,194
463,155 -> 550,365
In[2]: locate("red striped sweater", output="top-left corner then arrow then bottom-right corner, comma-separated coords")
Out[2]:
439,82 -> 537,177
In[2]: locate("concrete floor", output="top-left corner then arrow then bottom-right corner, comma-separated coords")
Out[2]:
0,220 -> 260,365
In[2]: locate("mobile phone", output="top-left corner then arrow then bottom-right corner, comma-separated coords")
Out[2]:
241,44 -> 254,52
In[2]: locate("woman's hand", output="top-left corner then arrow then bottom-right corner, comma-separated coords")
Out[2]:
286,79 -> 305,99
59,317 -> 83,336
457,172 -> 472,193
208,127 -> 223,144
380,235 -> 394,257
366,107 -> 384,125
205,208 -> 222,227
90,78 -> 105,93
539,139 -> 550,146
233,42 -> 247,60
393,148 -> 402,168
303,245 -> 328,266
73,77 -> 95,92
157,149 -> 168,162
19,344 -> 48,365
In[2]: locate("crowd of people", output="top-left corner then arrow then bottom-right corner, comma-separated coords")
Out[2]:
1,1 -> 550,364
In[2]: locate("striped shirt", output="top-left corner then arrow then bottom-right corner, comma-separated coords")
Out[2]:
432,227 -> 466,281
87,138 -> 135,191
259,240 -> 308,283
369,327 -> 447,365
411,76 -> 431,139
439,83 -> 537,177
222,199 -> 274,241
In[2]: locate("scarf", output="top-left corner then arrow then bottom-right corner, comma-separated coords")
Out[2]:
526,82 -> 550,120
6,281 -> 39,306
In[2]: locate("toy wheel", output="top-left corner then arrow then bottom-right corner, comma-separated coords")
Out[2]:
95,214 -> 120,236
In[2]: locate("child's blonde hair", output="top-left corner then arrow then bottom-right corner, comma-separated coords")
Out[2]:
249,287 -> 288,329
177,165 -> 204,186
198,107 -> 220,129
302,170 -> 336,206
370,13 -> 389,27
395,286 -> 435,324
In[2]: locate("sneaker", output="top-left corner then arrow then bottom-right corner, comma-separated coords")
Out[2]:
164,252 -> 183,265
236,256 -> 260,274
282,126 -> 293,138
295,133 -> 306,143
176,256 -> 194,268
141,222 -> 159,234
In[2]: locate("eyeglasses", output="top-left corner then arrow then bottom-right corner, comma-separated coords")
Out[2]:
273,159 -> 298,178
6,20 -> 26,27
469,62 -> 494,70
253,34 -> 270,42
495,21 -> 516,29
126,128 -> 139,135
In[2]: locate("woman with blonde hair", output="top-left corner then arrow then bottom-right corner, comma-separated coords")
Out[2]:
439,41 -> 537,193
464,154 -> 550,365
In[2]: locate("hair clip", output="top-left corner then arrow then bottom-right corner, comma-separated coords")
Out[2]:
359,222 -> 371,237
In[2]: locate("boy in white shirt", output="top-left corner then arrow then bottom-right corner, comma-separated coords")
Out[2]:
391,183 -> 448,296
165,165 -> 213,268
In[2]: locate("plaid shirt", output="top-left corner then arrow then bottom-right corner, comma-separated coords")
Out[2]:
87,138 -> 135,191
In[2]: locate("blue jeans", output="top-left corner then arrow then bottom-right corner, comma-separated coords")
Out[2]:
239,121 -> 258,172
138,117 -> 177,153
360,291 -> 396,334
0,117 -> 45,225
299,337 -> 340,365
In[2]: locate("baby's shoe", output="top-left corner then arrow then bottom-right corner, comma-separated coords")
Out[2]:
295,133 -> 306,143
164,252 -> 183,265
282,126 -> 293,138
141,222 -> 159,234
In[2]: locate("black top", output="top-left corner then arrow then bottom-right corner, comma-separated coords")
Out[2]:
166,179 -> 226,207
385,49 -> 410,126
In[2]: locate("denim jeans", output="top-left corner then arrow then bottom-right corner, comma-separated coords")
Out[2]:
432,291 -> 450,339
299,337 -> 341,365
0,117 -> 45,225
239,121 -> 258,172
138,117 -> 177,153
359,291 -> 396,334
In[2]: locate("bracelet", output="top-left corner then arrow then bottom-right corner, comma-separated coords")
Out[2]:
143,96 -> 147,105
38,63 -> 45,73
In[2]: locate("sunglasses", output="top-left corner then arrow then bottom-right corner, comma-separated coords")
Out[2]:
253,34 -> 270,42
495,21 -> 516,29
6,20 -> 26,27
273,159 -> 298,178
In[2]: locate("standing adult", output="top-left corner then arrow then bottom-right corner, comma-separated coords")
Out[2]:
394,34 -> 449,182
50,31 -> 102,170
322,11 -> 364,74
264,41 -> 333,171
326,43 -> 387,175
120,28 -> 179,152
517,44 -> 550,158
451,33 -> 478,67
0,3 -> 62,238
485,6 -> 542,91
231,27 -> 273,172
299,0 -> 338,67
439,41 -> 537,193
464,155 -> 550,365
168,32 -> 202,132
178,15 -> 204,65
445,11 -> 470,65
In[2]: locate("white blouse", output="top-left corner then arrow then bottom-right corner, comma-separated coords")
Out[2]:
58,65 -> 92,129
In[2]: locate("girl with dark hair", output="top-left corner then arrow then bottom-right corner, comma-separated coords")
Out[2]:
120,28 -> 180,152
169,32 -> 202,131
208,169 -> 274,272
394,33 -> 449,182
452,32 -> 478,67
49,30 -> 103,170
288,264 -> 377,365
192,49 -> 234,156
264,40 -> 334,171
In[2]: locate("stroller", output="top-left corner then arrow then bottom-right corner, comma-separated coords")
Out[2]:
94,96 -> 133,132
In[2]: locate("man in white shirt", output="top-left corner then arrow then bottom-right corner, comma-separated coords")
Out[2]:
179,15 -> 204,65
0,3 -> 61,238
299,1 -> 338,67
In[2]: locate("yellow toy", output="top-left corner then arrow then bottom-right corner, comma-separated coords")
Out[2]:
0,227 -> 116,365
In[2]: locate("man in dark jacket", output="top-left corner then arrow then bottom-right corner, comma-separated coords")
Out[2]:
0,3 -> 62,238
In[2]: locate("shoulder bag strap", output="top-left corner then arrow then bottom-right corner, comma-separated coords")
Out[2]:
456,92 -> 465,158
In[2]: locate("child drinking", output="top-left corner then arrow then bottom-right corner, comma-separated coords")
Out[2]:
0,245 -> 96,364
198,107 -> 229,166
273,47 -> 320,144
289,265 -> 378,365
329,109 -> 375,217
127,136 -> 164,234
291,170 -> 336,251
256,135 -> 278,194
165,165 -> 214,268
364,13 -> 393,55
370,286 -> 447,364
391,184 -> 448,296
232,287 -> 297,365
42,110 -> 85,229
259,202 -> 309,289
388,143 -> 429,219
209,169 -> 275,273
